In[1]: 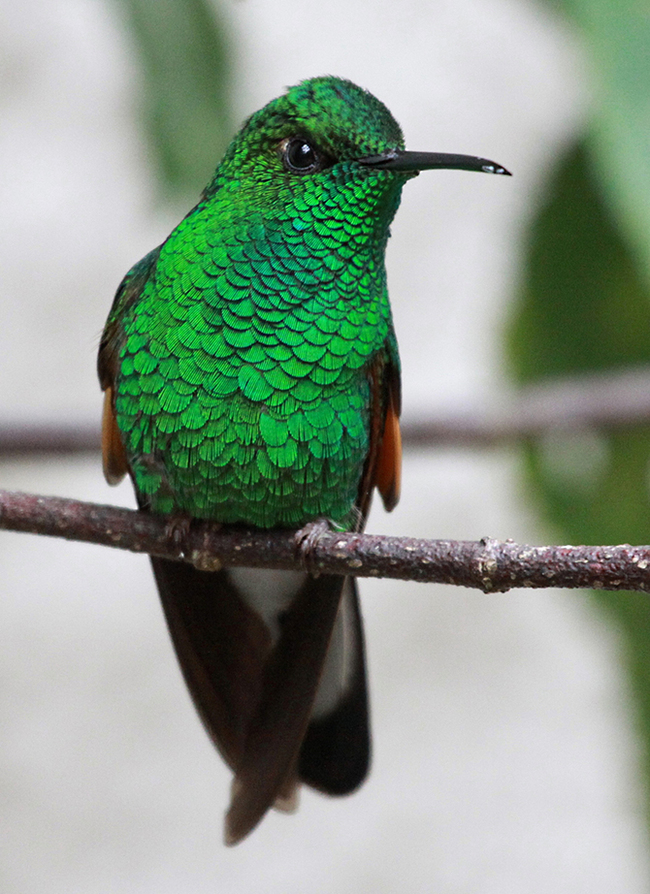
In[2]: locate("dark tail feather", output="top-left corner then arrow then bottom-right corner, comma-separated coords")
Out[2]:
151,559 -> 370,845
150,556 -> 271,769
225,573 -> 345,844
299,577 -> 371,795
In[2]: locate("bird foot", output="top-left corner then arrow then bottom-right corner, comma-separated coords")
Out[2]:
163,513 -> 223,571
294,519 -> 332,575
164,512 -> 193,558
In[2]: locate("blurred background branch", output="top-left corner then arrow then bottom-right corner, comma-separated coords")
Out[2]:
3,365 -> 650,456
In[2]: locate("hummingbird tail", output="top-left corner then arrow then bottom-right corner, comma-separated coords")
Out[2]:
150,558 -> 370,845
298,576 -> 370,796
150,557 -> 272,769
224,572 -> 350,844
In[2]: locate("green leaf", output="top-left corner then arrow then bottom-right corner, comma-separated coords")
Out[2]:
546,0 -> 650,285
507,138 -> 650,826
508,141 -> 650,380
114,0 -> 234,196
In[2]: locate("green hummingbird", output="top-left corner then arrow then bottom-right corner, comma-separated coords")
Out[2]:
98,76 -> 509,845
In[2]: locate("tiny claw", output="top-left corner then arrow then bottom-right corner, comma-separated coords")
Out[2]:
294,519 -> 332,575
164,512 -> 193,558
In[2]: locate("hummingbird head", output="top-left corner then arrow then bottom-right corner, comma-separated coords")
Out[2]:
209,77 -> 407,185
201,76 -> 509,246
207,76 -> 509,190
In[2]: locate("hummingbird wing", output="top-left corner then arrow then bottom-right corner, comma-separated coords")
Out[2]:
101,386 -> 129,485
224,572 -> 348,844
297,574 -> 370,795
357,343 -> 402,520
98,248 -> 161,485
150,557 -> 273,769
374,364 -> 402,512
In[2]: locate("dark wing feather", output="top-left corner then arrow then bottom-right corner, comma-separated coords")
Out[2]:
98,249 -> 161,485
101,388 -> 129,485
298,576 -> 370,795
151,557 -> 271,769
356,341 -> 402,521
97,248 -> 161,391
225,574 -> 346,844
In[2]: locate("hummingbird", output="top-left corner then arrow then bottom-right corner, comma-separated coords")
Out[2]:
98,76 -> 509,845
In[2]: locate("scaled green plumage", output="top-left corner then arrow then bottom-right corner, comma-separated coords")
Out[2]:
105,77 -> 405,527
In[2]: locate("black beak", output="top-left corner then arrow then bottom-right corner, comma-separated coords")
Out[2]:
358,149 -> 511,176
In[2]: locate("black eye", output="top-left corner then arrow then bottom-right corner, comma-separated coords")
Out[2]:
283,137 -> 321,174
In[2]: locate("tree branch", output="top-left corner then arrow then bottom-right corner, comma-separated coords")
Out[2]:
0,422 -> 99,456
403,366 -> 650,447
3,367 -> 650,457
1,488 -> 649,594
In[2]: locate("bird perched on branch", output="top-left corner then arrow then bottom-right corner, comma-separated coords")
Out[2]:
98,75 -> 509,844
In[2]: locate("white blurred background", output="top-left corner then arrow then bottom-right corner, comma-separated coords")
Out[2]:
1,0 -> 648,891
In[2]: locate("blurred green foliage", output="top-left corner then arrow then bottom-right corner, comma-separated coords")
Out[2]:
565,0 -> 650,286
510,143 -> 650,379
508,0 -> 650,832
114,0 -> 234,198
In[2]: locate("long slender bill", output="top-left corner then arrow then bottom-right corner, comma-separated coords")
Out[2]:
359,149 -> 511,176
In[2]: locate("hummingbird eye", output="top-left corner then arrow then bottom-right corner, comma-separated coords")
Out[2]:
282,137 -> 324,174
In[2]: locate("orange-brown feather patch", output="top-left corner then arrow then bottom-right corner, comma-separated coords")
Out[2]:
375,395 -> 401,512
101,387 -> 128,485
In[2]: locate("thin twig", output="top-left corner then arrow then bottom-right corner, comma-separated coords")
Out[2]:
3,367 -> 650,457
1,488 -> 649,594
403,366 -> 650,447
0,422 -> 99,456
